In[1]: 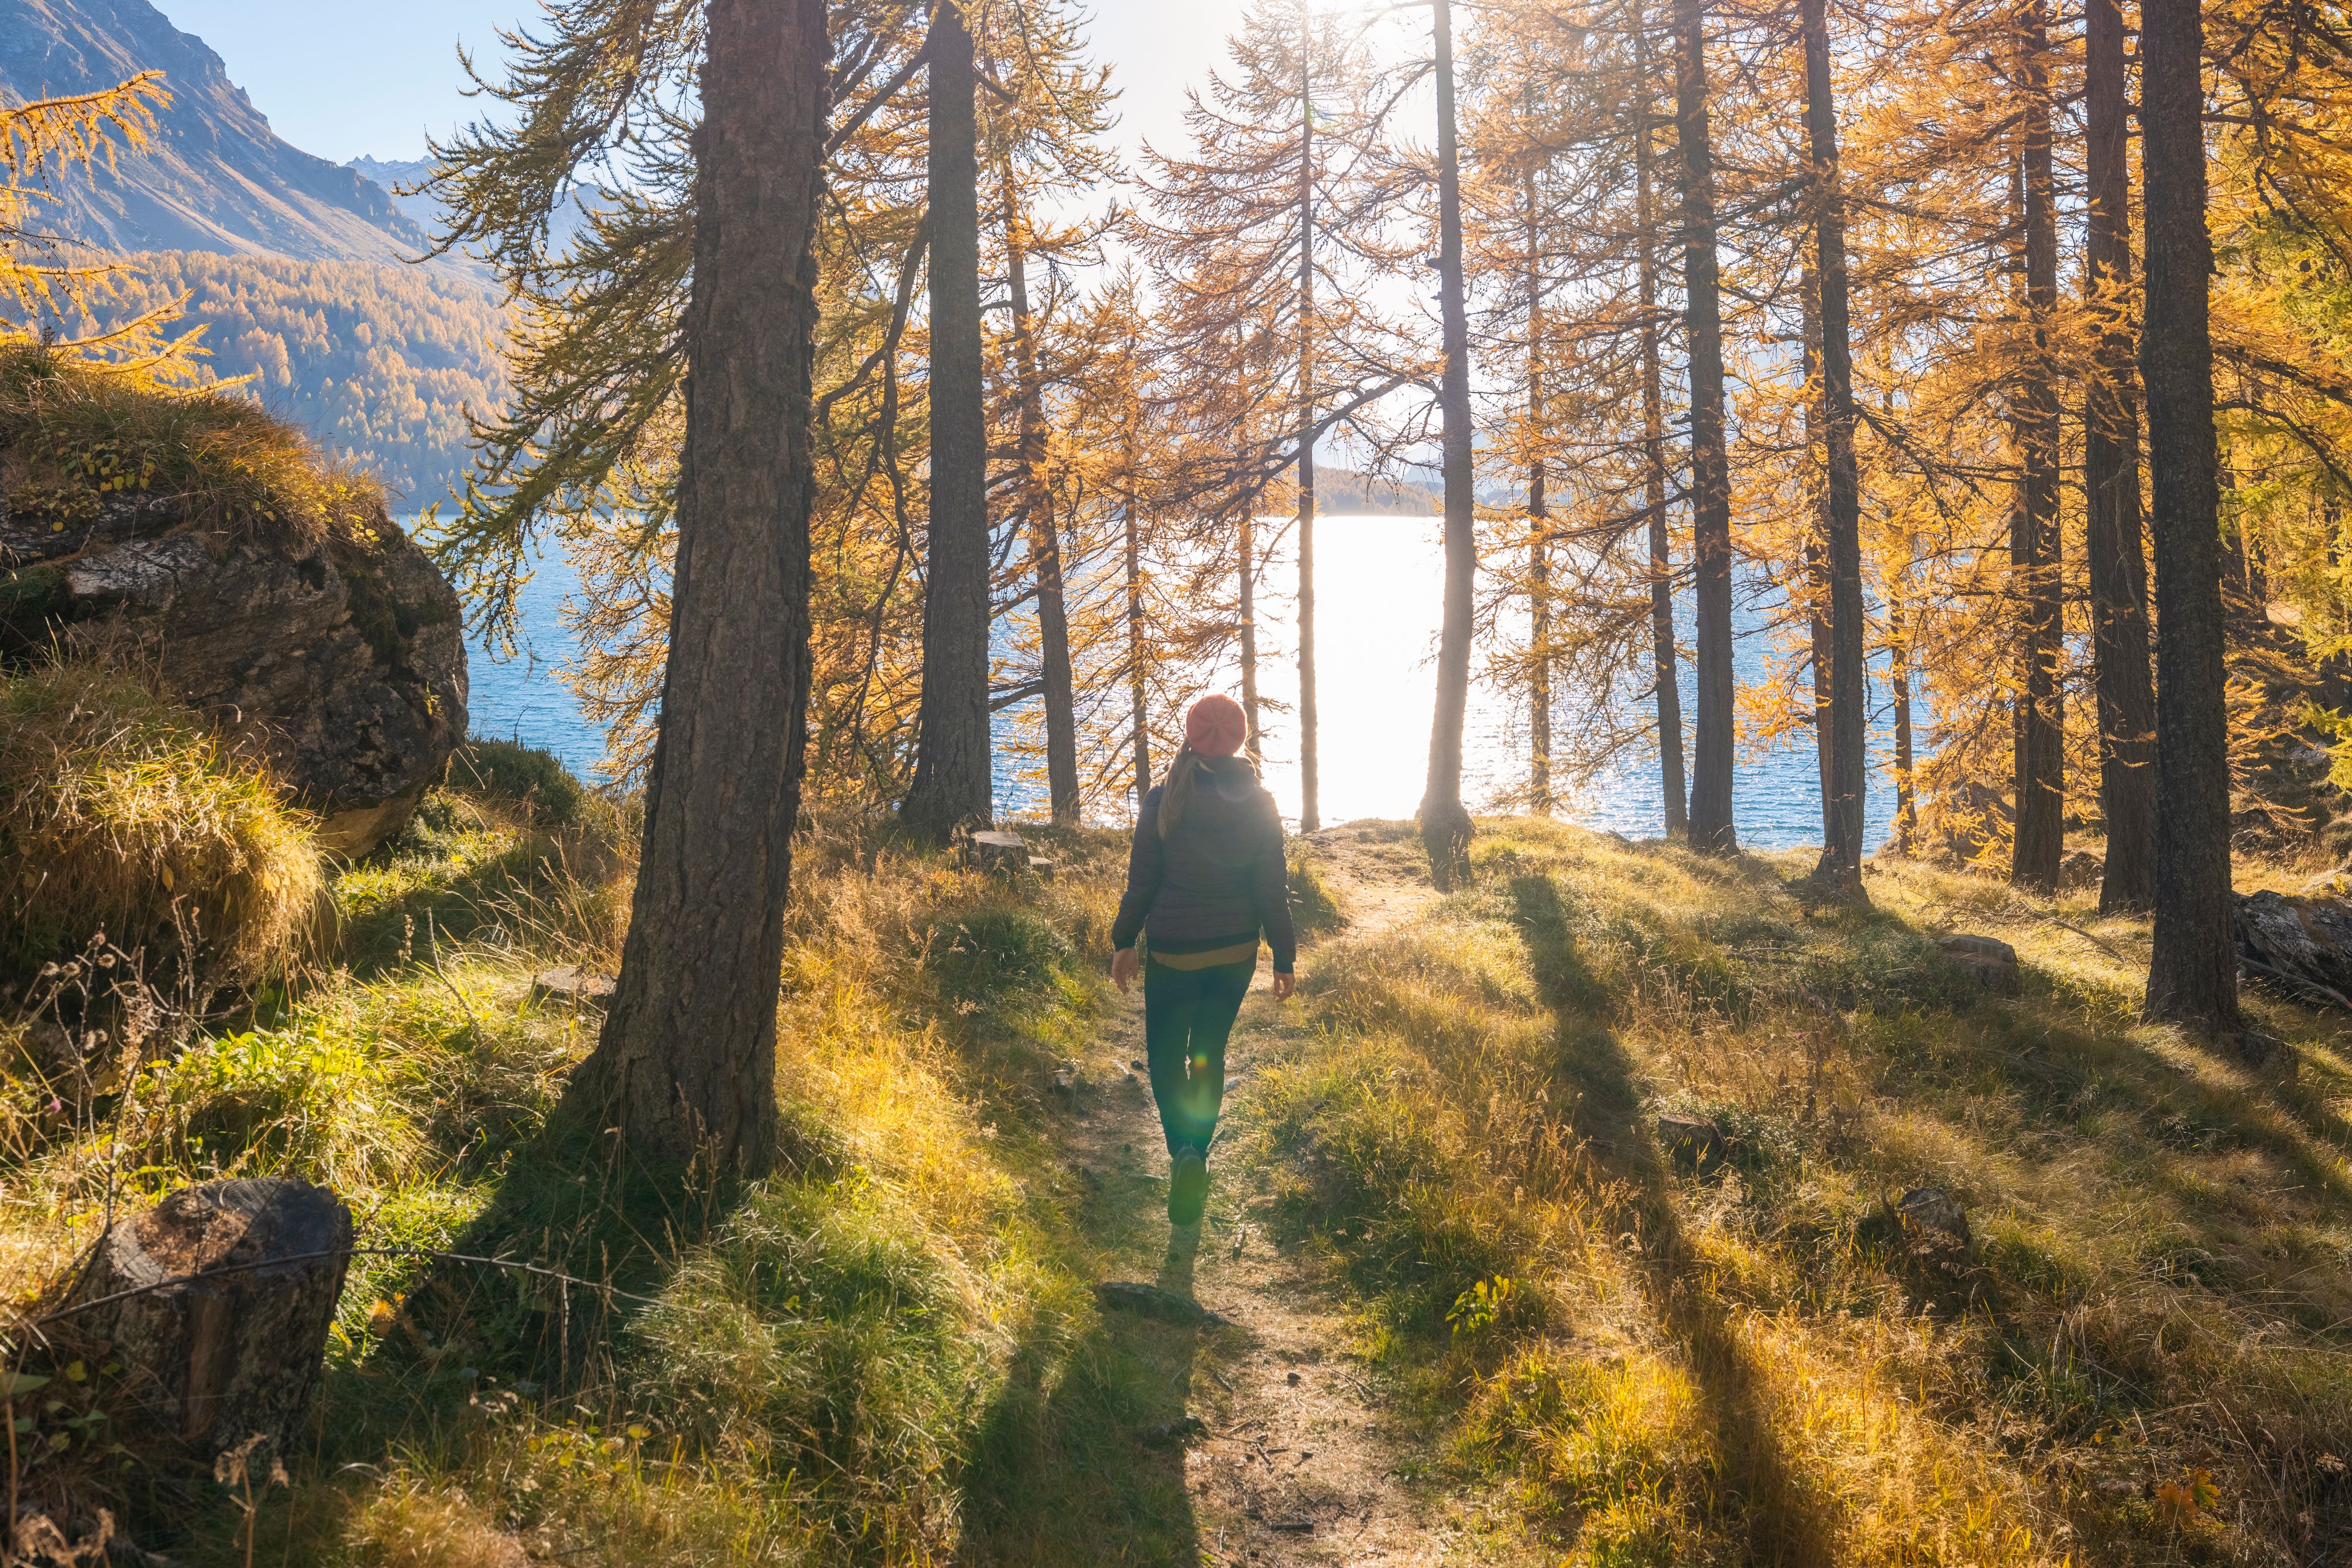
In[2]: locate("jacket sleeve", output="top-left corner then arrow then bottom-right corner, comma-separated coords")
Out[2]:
1110,789 -> 1164,952
1254,798 -> 1297,974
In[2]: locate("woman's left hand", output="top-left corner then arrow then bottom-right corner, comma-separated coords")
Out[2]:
1271,972 -> 1296,1001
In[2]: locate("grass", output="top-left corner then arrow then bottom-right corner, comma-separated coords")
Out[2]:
0,661 -> 322,995
0,339 -> 382,545
0,731 -> 1227,1565
1241,817 -> 2352,1564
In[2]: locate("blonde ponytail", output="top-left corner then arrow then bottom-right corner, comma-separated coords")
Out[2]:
1158,745 -> 1203,838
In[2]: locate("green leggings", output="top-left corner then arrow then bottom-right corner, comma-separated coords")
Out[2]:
1143,955 -> 1256,1157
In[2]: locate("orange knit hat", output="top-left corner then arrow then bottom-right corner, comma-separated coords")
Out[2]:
1184,694 -> 1247,758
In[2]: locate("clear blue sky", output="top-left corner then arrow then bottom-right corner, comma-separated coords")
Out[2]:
159,0 -> 1247,166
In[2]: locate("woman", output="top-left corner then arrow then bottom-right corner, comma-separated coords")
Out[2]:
1110,694 -> 1297,1227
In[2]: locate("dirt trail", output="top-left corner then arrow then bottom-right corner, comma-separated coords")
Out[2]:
1061,825 -> 1477,1565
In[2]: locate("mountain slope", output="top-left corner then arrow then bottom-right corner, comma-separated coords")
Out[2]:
350,154 -> 595,256
0,0 -> 433,263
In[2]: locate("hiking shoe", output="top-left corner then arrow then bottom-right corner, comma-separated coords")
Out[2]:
1168,1152 -> 1210,1226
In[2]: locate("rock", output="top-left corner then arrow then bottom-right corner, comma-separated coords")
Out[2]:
1094,1280 -> 1232,1326
2059,849 -> 2104,891
2234,890 -> 2352,1009
1936,934 -> 2020,995
48,1179 -> 352,1463
1,499 -> 466,856
530,965 -> 616,1007
970,830 -> 1028,874
1656,1112 -> 1726,1169
1895,1185 -> 1970,1251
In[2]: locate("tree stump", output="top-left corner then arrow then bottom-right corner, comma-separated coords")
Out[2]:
58,1179 -> 351,1462
970,830 -> 1029,874
1936,934 -> 2020,995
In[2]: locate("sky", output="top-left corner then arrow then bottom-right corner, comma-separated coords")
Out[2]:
161,0 -> 1254,169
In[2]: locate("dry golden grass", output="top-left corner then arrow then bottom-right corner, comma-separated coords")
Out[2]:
0,339 -> 383,543
1248,817 -> 2352,1565
0,660 -> 321,989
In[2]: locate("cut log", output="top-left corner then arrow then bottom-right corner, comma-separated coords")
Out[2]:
970,830 -> 1028,874
54,1179 -> 351,1462
1936,934 -> 2020,995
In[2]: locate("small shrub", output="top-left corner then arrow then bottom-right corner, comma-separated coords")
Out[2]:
449,739 -> 589,827
0,662 -> 321,990
922,904 -> 1073,1011
1288,846 -> 1347,936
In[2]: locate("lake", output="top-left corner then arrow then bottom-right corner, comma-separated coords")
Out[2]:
449,515 -> 1897,851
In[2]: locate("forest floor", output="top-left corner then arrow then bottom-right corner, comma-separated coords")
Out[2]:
1028,827 -> 1494,1566
11,745 -> 2352,1566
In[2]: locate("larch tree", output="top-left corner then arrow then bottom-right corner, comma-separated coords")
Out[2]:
1416,0 -> 1480,887
2082,0 -> 2156,912
903,0 -> 996,840
2009,0 -> 2064,894
1673,0 -> 1737,852
581,0 -> 831,1172
1800,0 -> 1866,894
2140,0 -> 2241,1035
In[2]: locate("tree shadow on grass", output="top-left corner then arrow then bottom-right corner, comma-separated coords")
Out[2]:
1506,872 -> 1838,1566
958,1226 -> 1205,1566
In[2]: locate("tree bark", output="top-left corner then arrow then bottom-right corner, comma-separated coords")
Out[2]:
2086,0 -> 2158,912
1525,166 -> 1553,817
902,0 -> 994,840
60,1179 -> 351,1463
1000,164 -> 1079,825
1890,586 -> 1917,854
1123,397 -> 1152,803
2012,0 -> 2064,895
1297,33 -> 1321,831
2141,0 -> 2241,1032
1632,28 -> 1688,838
1674,0 -> 1737,854
574,0 -> 826,1174
1418,0 -> 1477,887
1803,0 -> 1868,895
1239,510 -> 1262,764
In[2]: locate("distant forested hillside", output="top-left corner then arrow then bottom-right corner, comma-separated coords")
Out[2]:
101,252 -> 509,502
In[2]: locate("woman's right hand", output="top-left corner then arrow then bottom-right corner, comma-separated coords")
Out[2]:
1111,947 -> 1140,994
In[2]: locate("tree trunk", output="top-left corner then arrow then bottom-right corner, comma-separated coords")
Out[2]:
58,1179 -> 351,1463
1418,0 -> 1477,888
2141,0 -> 2241,1033
1801,266 -> 1832,834
2012,0 -> 2064,895
1238,510 -> 1262,764
1674,0 -> 1737,854
1297,25 -> 1321,833
1890,587 -> 1917,854
1632,31 -> 1688,838
1525,167 -> 1553,817
2086,0 -> 2158,912
1123,398 -> 1152,803
1000,164 -> 1079,825
902,0 -> 993,841
575,0 -> 826,1174
1803,0 -> 1868,895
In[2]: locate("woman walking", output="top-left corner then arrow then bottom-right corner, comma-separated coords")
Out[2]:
1111,694 -> 1296,1227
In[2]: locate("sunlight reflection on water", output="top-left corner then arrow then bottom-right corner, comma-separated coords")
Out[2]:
446,516 -> 1896,852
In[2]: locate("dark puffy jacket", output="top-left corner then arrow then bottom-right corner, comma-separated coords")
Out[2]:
1110,757 -> 1297,973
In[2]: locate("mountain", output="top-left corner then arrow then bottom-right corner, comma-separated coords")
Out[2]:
81,251 -> 512,504
0,0 -> 435,263
350,154 -> 596,257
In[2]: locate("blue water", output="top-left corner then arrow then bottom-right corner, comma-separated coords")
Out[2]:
444,517 -> 1896,851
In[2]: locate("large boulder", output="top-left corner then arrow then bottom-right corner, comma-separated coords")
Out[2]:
1,496 -> 466,855
2234,889 -> 2352,1009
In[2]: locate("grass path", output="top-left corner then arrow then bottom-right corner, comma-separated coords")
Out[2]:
1012,825 -> 1525,1566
